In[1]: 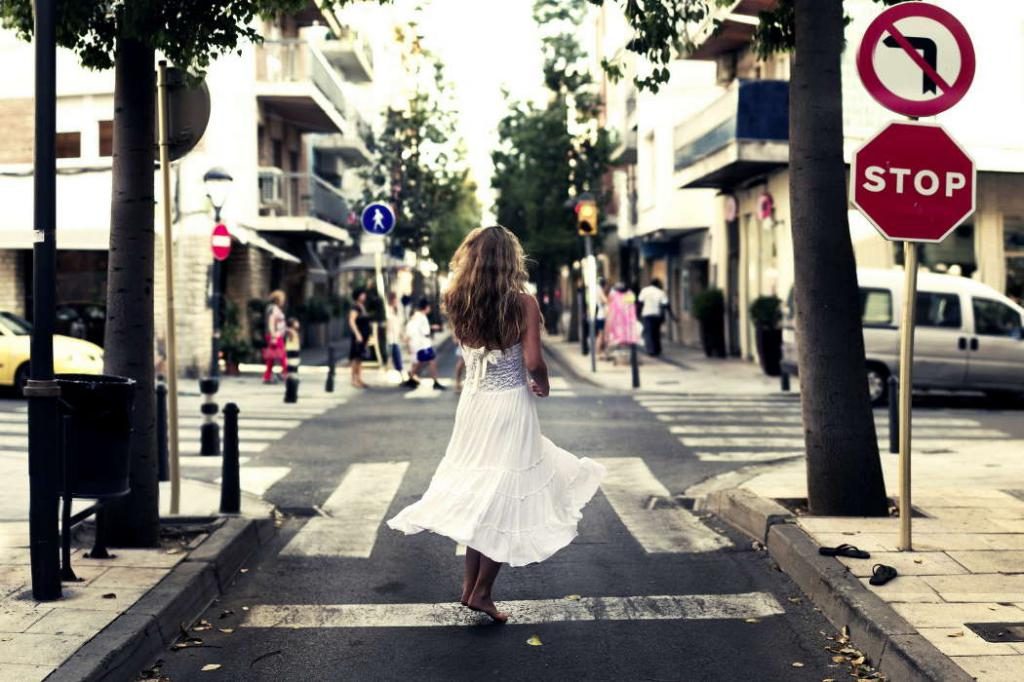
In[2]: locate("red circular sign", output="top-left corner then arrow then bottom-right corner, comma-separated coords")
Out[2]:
857,3 -> 975,118
851,122 -> 975,243
210,223 -> 232,261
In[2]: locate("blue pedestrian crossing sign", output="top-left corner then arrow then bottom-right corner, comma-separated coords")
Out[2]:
360,203 -> 396,236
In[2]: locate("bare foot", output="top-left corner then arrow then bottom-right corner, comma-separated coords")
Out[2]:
466,593 -> 508,623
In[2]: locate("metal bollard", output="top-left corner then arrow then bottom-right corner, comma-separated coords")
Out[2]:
220,402 -> 241,514
630,343 -> 640,389
325,344 -> 336,393
156,378 -> 169,482
200,377 -> 220,456
284,346 -> 300,403
780,372 -> 791,392
888,375 -> 899,454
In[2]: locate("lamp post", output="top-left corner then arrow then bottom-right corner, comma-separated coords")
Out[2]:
203,167 -> 233,378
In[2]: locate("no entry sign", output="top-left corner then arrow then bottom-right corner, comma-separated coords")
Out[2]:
210,223 -> 232,261
857,2 -> 975,118
851,122 -> 975,243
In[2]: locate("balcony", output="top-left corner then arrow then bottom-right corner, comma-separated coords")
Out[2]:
686,0 -> 778,60
313,127 -> 372,166
320,29 -> 374,83
252,167 -> 354,246
255,39 -> 350,133
673,79 -> 788,189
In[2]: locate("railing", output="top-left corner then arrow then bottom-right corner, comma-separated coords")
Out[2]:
333,27 -> 374,74
256,39 -> 348,121
257,167 -> 351,226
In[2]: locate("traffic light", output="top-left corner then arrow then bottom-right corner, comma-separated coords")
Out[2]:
576,199 -> 598,237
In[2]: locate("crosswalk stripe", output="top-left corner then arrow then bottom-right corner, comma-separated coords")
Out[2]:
0,414 -> 26,423
179,456 -> 251,467
281,461 -> 409,558
646,406 -> 802,414
668,424 -> 1005,438
175,428 -> 290,440
176,418 -> 302,429
0,435 -> 27,448
654,414 -> 983,427
676,436 -> 806,448
695,451 -> 804,463
596,457 -> 730,553
403,388 -> 444,400
241,592 -> 785,629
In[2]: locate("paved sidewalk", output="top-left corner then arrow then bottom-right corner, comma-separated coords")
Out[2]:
717,441 -> 1024,682
544,335 -> 786,395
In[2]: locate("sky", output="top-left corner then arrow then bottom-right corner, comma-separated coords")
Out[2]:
341,0 -> 549,224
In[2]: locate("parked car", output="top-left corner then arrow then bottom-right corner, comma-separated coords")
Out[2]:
781,268 -> 1024,405
0,311 -> 104,394
55,302 -> 106,347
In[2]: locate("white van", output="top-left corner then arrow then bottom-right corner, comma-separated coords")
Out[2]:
781,268 -> 1024,405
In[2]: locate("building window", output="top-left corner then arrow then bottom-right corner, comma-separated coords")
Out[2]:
1005,216 -> 1024,303
915,292 -> 961,329
98,120 -> 113,157
56,132 -> 81,159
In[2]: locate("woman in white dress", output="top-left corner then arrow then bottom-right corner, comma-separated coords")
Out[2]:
387,225 -> 606,623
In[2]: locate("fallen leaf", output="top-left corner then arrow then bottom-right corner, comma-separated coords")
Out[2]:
102,593 -> 116,599
526,635 -> 543,647
791,661 -> 804,668
564,594 -> 581,601
193,620 -> 213,632
913,559 -> 923,564
851,655 -> 866,666
166,548 -> 182,555
831,655 -> 846,663
242,606 -> 250,612
744,618 -> 760,624
201,664 -> 221,672
841,625 -> 850,639
219,628 -> 235,634
240,568 -> 249,574
947,631 -> 965,638
787,597 -> 802,603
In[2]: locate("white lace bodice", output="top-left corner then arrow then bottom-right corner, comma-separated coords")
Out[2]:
462,343 -> 527,393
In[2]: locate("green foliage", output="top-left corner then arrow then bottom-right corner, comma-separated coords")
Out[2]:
220,299 -> 252,362
692,288 -> 724,323
492,0 -> 615,290
298,296 -> 331,324
749,295 -> 782,329
359,35 -> 477,257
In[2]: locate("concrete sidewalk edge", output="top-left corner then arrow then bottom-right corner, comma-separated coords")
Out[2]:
48,516 -> 277,682
542,340 -> 603,390
699,489 -> 973,682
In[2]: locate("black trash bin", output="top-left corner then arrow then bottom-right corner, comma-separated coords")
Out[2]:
55,374 -> 136,498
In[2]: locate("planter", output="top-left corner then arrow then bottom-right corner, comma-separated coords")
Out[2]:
755,326 -> 782,376
698,315 -> 726,358
223,360 -> 241,376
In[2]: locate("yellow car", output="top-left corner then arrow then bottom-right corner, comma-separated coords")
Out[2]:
0,311 -> 104,394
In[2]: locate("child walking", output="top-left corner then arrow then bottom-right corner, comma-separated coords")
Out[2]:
402,298 -> 445,390
387,226 -> 606,622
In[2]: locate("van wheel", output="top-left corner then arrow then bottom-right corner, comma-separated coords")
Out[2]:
866,364 -> 889,407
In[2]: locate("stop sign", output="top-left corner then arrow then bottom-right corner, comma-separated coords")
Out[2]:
851,122 -> 975,243
210,223 -> 232,261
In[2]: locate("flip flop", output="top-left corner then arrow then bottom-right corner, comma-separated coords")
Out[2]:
869,564 -> 898,586
818,543 -> 871,559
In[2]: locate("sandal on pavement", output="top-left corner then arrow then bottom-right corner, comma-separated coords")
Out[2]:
869,564 -> 898,586
818,543 -> 870,559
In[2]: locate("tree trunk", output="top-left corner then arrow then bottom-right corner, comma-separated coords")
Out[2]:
790,0 -> 888,516
102,37 -> 159,546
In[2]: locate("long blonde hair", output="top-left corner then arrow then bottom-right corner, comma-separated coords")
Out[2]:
443,225 -> 528,350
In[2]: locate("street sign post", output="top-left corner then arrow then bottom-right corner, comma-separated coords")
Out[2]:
856,2 -> 975,118
360,204 -> 396,373
360,203 -> 396,236
211,223 -> 232,261
853,4 -> 976,551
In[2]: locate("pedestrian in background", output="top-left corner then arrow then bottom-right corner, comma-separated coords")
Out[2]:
348,288 -> 371,389
387,225 -> 605,623
638,278 -> 672,356
605,281 -> 638,351
262,290 -> 288,384
595,278 -> 610,356
385,292 -> 407,378
403,298 -> 445,390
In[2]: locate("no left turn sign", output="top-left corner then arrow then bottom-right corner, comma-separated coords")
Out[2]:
857,2 -> 975,118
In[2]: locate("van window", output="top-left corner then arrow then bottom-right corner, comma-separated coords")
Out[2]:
860,288 -> 892,326
915,292 -> 961,328
972,298 -> 1024,337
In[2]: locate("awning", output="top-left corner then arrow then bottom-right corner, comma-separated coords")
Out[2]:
243,215 -> 354,246
338,253 -> 408,272
229,224 -> 301,263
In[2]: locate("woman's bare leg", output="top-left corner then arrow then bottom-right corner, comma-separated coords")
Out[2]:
467,553 -> 508,623
350,360 -> 361,386
461,548 -> 480,605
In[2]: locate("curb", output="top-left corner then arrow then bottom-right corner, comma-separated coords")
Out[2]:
541,340 -> 602,390
699,489 -> 973,682
48,516 -> 276,682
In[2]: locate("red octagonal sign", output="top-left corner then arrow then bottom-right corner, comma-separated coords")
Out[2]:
852,122 -> 975,243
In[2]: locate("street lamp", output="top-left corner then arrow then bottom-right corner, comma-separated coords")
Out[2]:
204,166 -> 233,377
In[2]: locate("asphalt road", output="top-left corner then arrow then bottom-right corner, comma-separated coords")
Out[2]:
148,348 -> 849,682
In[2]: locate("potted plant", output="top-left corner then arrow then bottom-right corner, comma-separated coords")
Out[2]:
220,300 -> 251,376
692,288 -> 726,358
749,295 -> 783,376
299,295 -> 331,347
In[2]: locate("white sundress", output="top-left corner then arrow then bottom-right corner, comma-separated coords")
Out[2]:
386,342 -> 606,567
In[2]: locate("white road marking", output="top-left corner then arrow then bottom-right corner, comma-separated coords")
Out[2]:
176,428 -> 289,440
596,457 -> 729,553
0,413 -> 26,423
0,435 -> 27,448
645,406 -> 802,414
676,436 -> 807,448
176,418 -> 302,430
242,592 -> 785,628
0,423 -> 26,434
654,413 -> 983,427
695,451 -> 805,463
548,377 -> 572,390
281,461 -> 409,558
455,543 -> 466,556
403,387 -> 444,400
179,456 -> 252,467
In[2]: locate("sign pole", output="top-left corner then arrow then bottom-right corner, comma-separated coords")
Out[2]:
584,236 -> 597,372
157,61 -> 181,514
374,249 -> 386,376
898,243 -> 918,551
